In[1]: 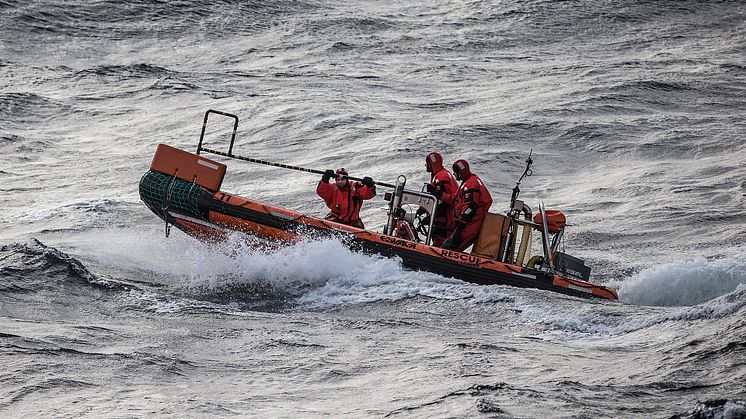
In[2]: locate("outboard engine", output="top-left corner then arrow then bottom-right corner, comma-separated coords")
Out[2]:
554,252 -> 592,281
532,203 -> 592,280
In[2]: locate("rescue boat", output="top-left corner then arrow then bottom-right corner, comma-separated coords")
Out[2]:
138,110 -> 618,301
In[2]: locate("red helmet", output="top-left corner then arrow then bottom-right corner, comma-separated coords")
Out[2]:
425,152 -> 443,173
335,167 -> 348,177
452,159 -> 472,180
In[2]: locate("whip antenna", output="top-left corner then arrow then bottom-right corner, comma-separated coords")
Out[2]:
510,149 -> 533,210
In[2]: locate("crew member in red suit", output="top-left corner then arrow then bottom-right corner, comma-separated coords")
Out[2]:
441,159 -> 493,252
423,152 -> 458,246
316,167 -> 376,229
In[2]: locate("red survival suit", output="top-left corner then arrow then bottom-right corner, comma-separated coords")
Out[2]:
316,168 -> 376,229
425,152 -> 459,246
442,159 -> 493,252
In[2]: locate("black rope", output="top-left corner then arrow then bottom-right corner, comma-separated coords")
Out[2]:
198,147 -> 396,188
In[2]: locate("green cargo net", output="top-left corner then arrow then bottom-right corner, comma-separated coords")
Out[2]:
139,171 -> 204,219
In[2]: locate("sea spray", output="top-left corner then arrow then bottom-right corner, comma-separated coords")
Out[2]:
616,256 -> 746,306
65,227 -> 515,308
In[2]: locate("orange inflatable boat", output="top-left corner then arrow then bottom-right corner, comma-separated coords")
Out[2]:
139,110 -> 618,301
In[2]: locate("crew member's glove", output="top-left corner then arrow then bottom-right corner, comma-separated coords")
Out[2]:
425,183 -> 442,199
362,176 -> 375,188
322,169 -> 335,183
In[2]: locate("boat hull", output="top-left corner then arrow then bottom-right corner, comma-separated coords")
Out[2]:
139,170 -> 618,300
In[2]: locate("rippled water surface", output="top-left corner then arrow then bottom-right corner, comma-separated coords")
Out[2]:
1,1 -> 745,417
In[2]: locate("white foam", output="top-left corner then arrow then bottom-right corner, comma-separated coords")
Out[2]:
66,227 -> 514,309
692,400 -> 746,419
615,256 -> 746,306
515,288 -> 746,337
24,237 -> 46,253
295,262 -> 514,309
66,227 -> 215,279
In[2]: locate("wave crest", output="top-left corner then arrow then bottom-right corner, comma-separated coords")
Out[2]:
0,238 -> 105,291
617,256 -> 746,306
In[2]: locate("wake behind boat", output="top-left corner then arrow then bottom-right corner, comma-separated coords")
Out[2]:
138,110 -> 618,301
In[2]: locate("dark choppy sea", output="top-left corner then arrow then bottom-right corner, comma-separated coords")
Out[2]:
1,0 -> 745,417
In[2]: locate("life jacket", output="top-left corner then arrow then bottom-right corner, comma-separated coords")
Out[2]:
316,179 -> 376,227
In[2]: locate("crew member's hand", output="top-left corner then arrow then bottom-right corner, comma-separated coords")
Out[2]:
425,184 -> 442,199
322,169 -> 335,183
362,176 -> 375,188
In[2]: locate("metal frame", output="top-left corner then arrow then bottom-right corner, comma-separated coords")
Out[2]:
398,190 -> 438,245
197,109 -> 239,156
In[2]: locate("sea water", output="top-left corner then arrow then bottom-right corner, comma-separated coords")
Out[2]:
1,1 -> 744,417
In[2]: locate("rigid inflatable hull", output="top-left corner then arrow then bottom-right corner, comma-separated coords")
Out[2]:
139,170 -> 619,301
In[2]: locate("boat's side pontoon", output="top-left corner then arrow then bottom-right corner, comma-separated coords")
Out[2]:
138,110 -> 618,300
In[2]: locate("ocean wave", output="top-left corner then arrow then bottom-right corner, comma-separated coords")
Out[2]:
305,15 -> 397,36
600,80 -> 694,94
675,399 -> 746,419
0,238 -> 110,290
0,0 -> 744,415
514,286 -> 745,337
67,228 -> 515,311
0,134 -> 55,155
616,256 -> 746,306
73,63 -> 174,79
0,134 -> 23,144
4,0 -> 321,41
15,198 -> 132,223
0,92 -> 72,123
149,77 -> 200,91
1,378 -> 96,409
121,289 -> 238,315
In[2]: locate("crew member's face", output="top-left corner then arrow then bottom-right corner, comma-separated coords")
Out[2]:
454,170 -> 462,181
336,176 -> 348,187
426,162 -> 432,173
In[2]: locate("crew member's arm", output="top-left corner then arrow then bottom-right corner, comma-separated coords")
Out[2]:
426,176 -> 454,204
358,177 -> 376,199
437,179 -> 455,204
316,169 -> 335,202
460,187 -> 481,223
